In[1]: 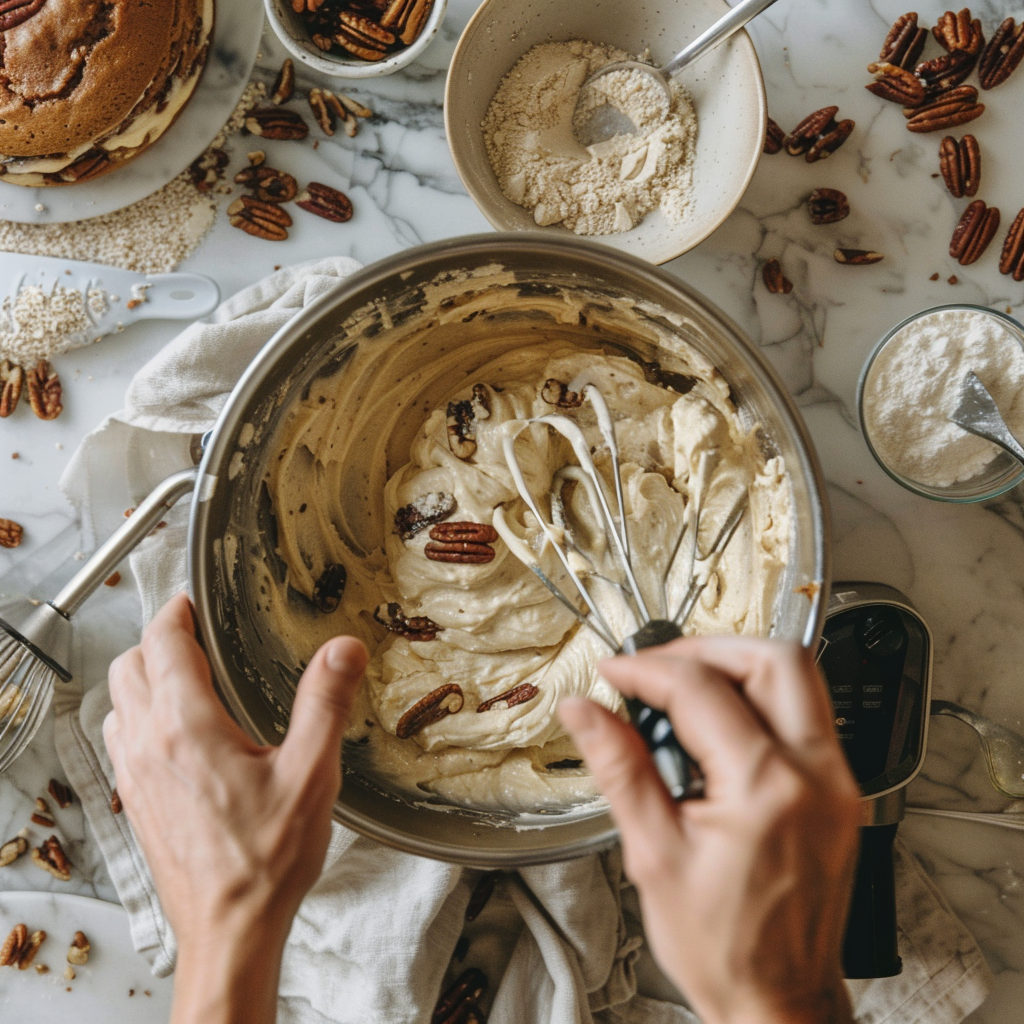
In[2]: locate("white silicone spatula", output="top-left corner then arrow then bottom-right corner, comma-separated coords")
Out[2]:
0,252 -> 219,354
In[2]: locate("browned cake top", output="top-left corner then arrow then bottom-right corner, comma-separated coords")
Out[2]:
0,0 -> 194,158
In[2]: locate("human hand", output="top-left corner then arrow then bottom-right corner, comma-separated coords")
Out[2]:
559,637 -> 860,1024
103,592 -> 367,1024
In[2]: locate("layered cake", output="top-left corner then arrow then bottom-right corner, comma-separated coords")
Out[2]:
0,0 -> 212,186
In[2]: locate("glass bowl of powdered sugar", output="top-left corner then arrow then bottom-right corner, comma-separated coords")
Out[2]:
858,304 -> 1024,502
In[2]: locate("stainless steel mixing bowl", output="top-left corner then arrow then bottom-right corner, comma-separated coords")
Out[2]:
188,234 -> 830,867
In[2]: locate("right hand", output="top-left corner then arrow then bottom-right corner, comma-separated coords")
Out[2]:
559,637 -> 860,1024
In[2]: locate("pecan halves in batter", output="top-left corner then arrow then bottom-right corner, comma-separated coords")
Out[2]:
476,683 -> 539,713
395,684 -> 464,739
425,522 -> 498,564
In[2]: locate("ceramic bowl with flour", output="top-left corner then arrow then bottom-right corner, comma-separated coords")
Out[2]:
858,305 -> 1024,502
444,0 -> 766,265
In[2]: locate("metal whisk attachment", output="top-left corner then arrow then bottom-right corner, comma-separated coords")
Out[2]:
493,382 -> 748,800
0,468 -> 198,774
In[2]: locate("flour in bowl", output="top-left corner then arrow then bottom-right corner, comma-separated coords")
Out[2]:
482,40 -> 698,235
861,307 -> 1024,486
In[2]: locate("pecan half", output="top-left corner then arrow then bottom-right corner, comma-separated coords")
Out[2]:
26,360 -> 62,420
916,49 -> 978,93
425,521 -> 498,563
296,182 -> 354,223
762,258 -> 792,294
308,87 -> 334,135
339,10 -> 394,44
784,106 -> 838,156
808,187 -> 850,224
763,116 -> 784,154
31,835 -> 71,882
245,108 -> 309,140
904,86 -> 984,132
233,165 -> 298,203
327,89 -> 373,119
67,931 -> 90,966
188,147 -> 229,193
271,58 -> 295,105
880,12 -> 928,70
932,9 -> 984,55
432,968 -> 487,1024
430,522 -> 499,544
0,518 -> 23,549
950,199 -> 1000,265
0,923 -> 26,966
312,563 -> 347,613
0,360 -> 22,417
806,119 -> 855,162
939,134 -> 980,197
48,779 -> 74,809
447,399 -> 477,458
476,683 -> 539,713
1000,208 -> 1024,281
834,249 -> 884,265
399,0 -> 433,46
380,0 -> 413,29
58,148 -> 111,183
17,930 -> 45,970
228,196 -> 292,240
395,684 -> 464,739
866,61 -> 926,106
0,836 -> 27,867
334,17 -> 390,60
373,602 -> 442,641
0,0 -> 46,32
465,872 -> 498,922
110,788 -> 122,815
979,18 -> 1024,88
31,797 -> 55,828
394,491 -> 457,540
541,378 -> 585,407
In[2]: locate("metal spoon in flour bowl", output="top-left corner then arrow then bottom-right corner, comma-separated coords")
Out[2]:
573,0 -> 781,147
949,371 -> 1024,470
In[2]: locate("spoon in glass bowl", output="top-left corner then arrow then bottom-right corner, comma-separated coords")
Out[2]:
932,699 -> 1024,799
573,0 -> 782,147
949,371 -> 1024,469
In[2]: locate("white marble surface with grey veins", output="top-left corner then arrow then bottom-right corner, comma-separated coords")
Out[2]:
2,2 -> 1024,1020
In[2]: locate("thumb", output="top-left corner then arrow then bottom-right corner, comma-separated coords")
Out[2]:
559,697 -> 680,863
280,636 -> 368,773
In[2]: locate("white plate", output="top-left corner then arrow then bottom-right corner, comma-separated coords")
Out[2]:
0,0 -> 262,225
0,891 -> 173,1020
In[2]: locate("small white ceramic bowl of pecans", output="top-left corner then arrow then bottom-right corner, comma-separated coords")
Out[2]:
265,0 -> 447,78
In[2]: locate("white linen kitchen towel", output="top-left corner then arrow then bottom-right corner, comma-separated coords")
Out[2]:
52,257 -> 992,1024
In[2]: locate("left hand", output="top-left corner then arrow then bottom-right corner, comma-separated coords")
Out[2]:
103,592 -> 367,1024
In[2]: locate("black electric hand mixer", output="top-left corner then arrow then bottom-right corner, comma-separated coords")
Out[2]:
491,380 -> 748,800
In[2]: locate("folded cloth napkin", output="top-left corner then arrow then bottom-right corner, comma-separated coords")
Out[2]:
53,257 -> 992,1024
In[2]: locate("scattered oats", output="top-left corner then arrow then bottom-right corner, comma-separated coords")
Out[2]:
16,827 -> 29,839
0,81 -> 266,279
64,965 -> 75,981
87,375 -> 94,381
34,203 -> 44,212
73,551 -> 86,561
0,284 -> 110,363
54,443 -> 63,450
35,963 -> 48,974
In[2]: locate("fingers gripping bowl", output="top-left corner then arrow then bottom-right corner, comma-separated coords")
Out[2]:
188,236 -> 829,866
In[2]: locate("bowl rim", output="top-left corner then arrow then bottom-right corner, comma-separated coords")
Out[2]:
442,0 -> 767,265
188,233 -> 830,865
857,303 -> 1024,503
263,0 -> 448,79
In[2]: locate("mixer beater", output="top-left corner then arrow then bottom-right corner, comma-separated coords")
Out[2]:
492,381 -> 748,799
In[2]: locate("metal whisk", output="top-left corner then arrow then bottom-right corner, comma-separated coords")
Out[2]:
492,382 -> 748,800
0,469 -> 197,773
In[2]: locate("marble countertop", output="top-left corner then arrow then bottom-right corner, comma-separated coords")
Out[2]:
2,1 -> 1024,1020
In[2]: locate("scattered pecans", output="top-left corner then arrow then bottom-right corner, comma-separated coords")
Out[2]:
979,18 -> 1024,89
66,931 -> 90,966
950,199 -> 1000,265
432,967 -> 487,1024
31,835 -> 72,882
373,602 -> 442,641
31,797 -> 54,828
880,11 -> 928,70
763,116 -> 784,154
939,133 -> 981,197
904,85 -> 984,132
835,249 -> 884,266
26,360 -> 62,420
228,195 -> 293,241
245,107 -> 309,141
234,165 -> 299,203
807,187 -> 850,224
271,58 -> 295,105
0,924 -> 46,969
0,517 -> 23,549
1000,208 -> 1024,281
0,360 -> 22,417
296,181 -> 354,222
0,835 -> 27,867
424,522 -> 498,564
784,105 -> 855,162
866,61 -> 926,106
464,872 -> 499,922
762,258 -> 792,294
47,779 -> 74,809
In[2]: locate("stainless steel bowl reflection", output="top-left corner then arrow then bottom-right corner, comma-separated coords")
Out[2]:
188,234 -> 829,867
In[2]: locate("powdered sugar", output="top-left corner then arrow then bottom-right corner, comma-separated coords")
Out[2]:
482,40 -> 698,236
862,307 -> 1024,486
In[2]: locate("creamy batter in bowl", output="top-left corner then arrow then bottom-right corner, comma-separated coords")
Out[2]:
189,235 -> 829,866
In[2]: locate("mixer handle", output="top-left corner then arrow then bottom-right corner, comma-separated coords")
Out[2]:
622,619 -> 705,800
842,823 -> 902,979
